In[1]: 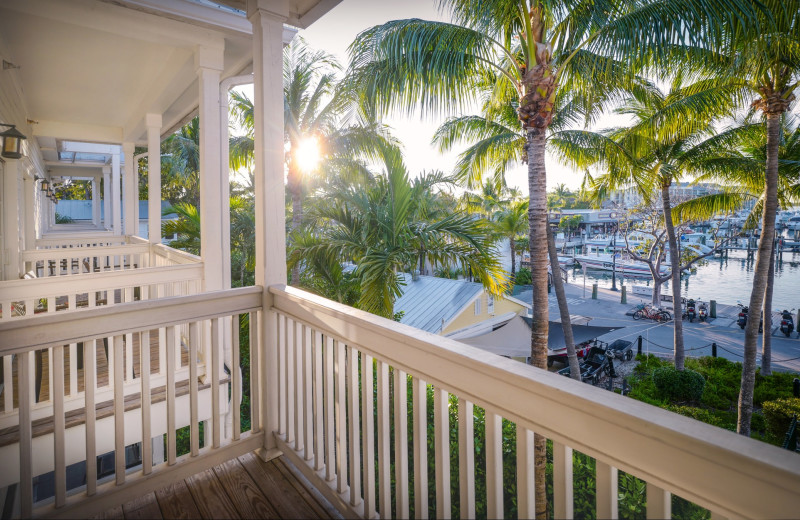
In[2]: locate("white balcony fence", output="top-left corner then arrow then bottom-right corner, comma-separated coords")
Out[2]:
0,285 -> 798,519
0,287 -> 262,518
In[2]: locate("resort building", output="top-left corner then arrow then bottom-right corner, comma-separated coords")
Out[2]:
0,1 -> 797,519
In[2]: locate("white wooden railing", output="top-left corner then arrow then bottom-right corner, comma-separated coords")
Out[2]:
35,235 -> 130,250
20,244 -> 151,278
0,287 -> 263,518
269,286 -> 800,520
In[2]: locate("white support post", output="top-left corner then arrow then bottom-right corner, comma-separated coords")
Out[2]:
3,159 -> 21,280
102,166 -> 111,230
196,44 -> 226,291
92,177 -> 101,228
23,175 -> 35,254
112,152 -> 122,234
248,0 -> 292,459
146,114 -> 162,244
122,142 -> 136,236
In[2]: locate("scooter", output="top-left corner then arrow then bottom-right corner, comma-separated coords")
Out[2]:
737,304 -> 748,329
780,310 -> 794,337
698,301 -> 708,322
686,299 -> 697,322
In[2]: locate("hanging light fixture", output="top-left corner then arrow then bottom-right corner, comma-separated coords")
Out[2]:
41,179 -> 49,191
0,123 -> 27,159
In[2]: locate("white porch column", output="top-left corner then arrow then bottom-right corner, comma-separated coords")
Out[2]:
146,114 -> 162,244
196,44 -> 226,291
3,160 -> 22,280
103,166 -> 111,230
91,177 -> 101,227
248,0 -> 291,458
122,142 -> 136,236
112,152 -> 122,234
23,175 -> 35,252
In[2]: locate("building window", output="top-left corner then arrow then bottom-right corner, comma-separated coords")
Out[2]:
474,299 -> 481,315
488,295 -> 495,314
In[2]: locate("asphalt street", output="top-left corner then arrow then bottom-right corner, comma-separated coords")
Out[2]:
553,281 -> 800,373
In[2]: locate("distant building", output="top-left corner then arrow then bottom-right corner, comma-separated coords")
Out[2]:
608,182 -> 723,208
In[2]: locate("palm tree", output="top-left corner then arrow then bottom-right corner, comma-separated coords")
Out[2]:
290,150 -> 507,319
161,203 -> 201,255
493,200 -> 528,276
553,77 -> 742,370
230,37 -> 398,285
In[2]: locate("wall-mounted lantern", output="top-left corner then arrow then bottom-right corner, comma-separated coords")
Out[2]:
0,123 -> 27,159
41,180 -> 49,191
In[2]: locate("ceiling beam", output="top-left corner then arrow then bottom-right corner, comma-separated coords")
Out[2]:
33,121 -> 123,144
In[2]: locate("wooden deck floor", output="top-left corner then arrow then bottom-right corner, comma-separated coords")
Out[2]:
94,454 -> 340,520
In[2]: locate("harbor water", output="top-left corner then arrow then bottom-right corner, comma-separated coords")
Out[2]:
567,249 -> 800,311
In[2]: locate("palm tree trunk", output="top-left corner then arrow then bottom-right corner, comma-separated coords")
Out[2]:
527,127 -> 550,520
661,184 -> 685,370
761,238 -> 776,376
548,229 -> 580,380
510,238 -> 516,276
738,111 -> 781,436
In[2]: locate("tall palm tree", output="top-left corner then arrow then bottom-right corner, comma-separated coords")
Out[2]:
346,4 -> 756,513
291,150 -> 507,318
553,77 -> 742,370
493,200 -> 528,276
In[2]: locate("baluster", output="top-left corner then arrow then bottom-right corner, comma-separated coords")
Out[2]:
347,346 -> 362,507
335,340 -> 347,495
596,461 -> 618,519
434,387 -> 451,519
516,426 -> 535,520
85,340 -> 97,495
125,332 -> 134,382
53,345 -> 66,507
47,296 -> 55,314
106,335 -> 115,390
67,293 -> 75,313
553,441 -> 573,519
249,311 -> 261,434
313,330 -> 324,471
287,317 -> 296,445
68,343 -> 78,396
189,322 -> 200,456
114,335 -> 125,485
459,399 -> 475,519
294,321 -> 303,453
413,377 -> 429,519
166,326 -> 177,465
24,299 -> 35,317
303,326 -> 314,460
277,314 -> 286,436
141,331 -> 152,474
324,335 -> 335,482
486,411 -> 503,519
377,361 -> 390,519
647,483 -> 671,519
47,347 -> 54,403
211,318 -> 221,448
3,355 -> 12,412
356,353 -> 374,518
394,368 -> 409,518
232,315 -> 241,441
19,351 -> 33,518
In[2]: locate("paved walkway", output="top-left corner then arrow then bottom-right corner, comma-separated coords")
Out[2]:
550,281 -> 800,373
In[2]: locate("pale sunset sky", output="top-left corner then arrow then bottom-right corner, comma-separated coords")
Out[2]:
295,0 -> 597,193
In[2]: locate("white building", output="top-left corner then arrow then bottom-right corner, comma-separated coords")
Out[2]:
608,182 -> 724,209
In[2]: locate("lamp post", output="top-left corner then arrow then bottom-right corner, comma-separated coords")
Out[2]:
610,211 -> 619,291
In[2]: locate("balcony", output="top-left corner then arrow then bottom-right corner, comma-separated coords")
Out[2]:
0,284 -> 797,519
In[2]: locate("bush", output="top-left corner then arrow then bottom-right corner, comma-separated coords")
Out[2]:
762,398 -> 800,440
652,366 -> 705,403
515,267 -> 531,285
666,405 -> 725,428
55,212 -> 74,224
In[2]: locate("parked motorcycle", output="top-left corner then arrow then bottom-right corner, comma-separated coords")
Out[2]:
698,301 -> 708,322
780,310 -> 795,337
686,299 -> 697,322
737,304 -> 748,330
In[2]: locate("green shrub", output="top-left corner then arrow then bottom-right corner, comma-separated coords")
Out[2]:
54,212 -> 74,224
762,398 -> 800,439
666,405 -> 725,428
652,366 -> 705,403
515,267 -> 532,285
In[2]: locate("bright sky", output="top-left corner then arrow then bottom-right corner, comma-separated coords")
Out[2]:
296,0 -> 589,194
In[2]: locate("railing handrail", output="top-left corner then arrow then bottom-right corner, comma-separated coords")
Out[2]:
0,263 -> 204,301
36,234 -> 128,247
0,286 -> 262,355
20,243 -> 150,262
270,285 -> 800,519
150,243 -> 202,264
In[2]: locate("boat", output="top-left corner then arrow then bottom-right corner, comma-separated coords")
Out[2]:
575,253 -> 670,276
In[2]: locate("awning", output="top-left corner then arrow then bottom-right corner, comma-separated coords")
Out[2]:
457,316 -> 620,357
